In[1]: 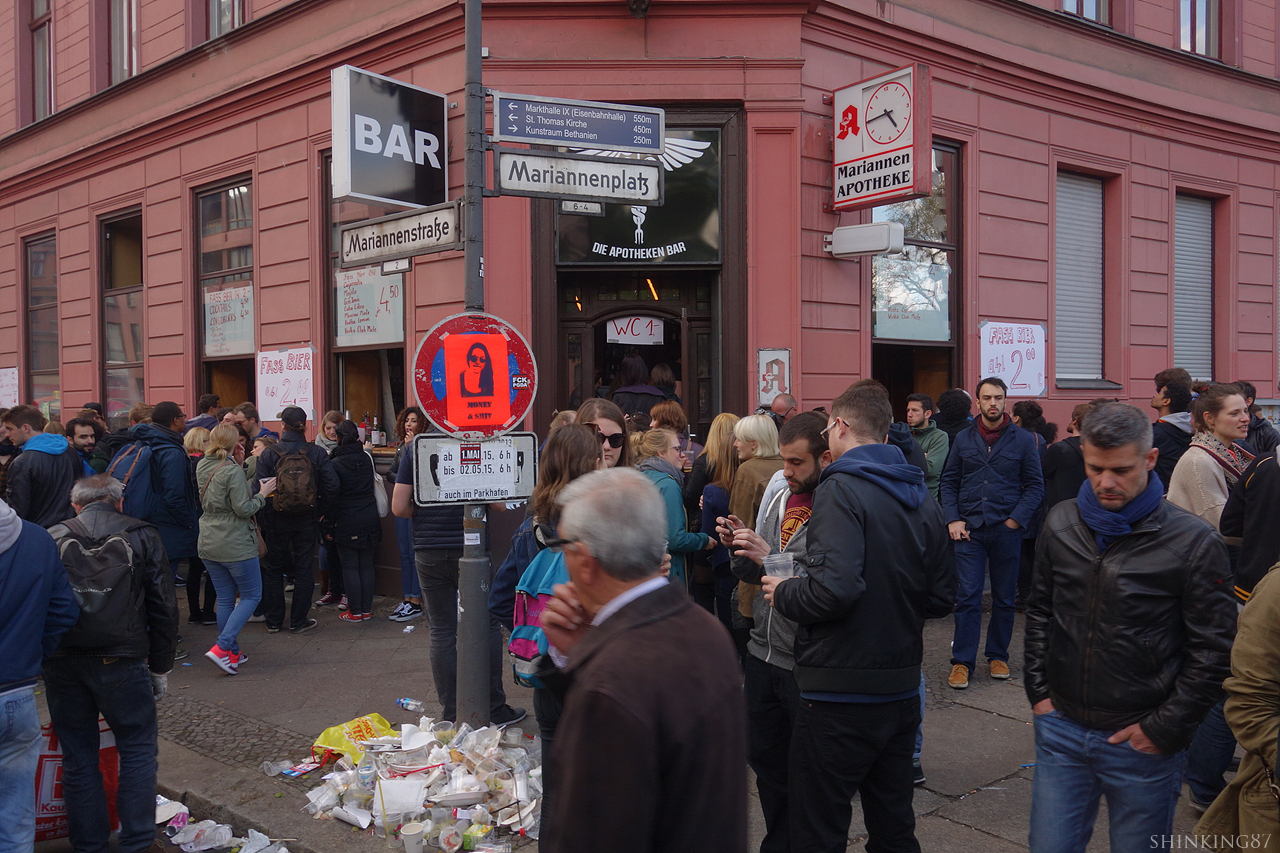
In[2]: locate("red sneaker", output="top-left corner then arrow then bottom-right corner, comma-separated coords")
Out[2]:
315,592 -> 341,607
339,612 -> 363,623
204,644 -> 237,675
228,651 -> 248,670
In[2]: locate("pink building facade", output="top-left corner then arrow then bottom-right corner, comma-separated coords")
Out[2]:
2,0 -> 1280,439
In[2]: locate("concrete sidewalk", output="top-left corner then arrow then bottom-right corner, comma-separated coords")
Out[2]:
52,593 -> 1210,852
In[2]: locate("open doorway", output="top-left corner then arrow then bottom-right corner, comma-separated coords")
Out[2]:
872,343 -> 954,419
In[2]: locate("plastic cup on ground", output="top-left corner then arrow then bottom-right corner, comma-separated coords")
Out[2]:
762,552 -> 796,579
400,822 -> 425,853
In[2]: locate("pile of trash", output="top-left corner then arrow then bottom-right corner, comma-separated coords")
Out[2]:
155,797 -> 289,853
300,708 -> 541,852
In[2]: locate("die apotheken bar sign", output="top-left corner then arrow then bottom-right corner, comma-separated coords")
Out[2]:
493,148 -> 664,206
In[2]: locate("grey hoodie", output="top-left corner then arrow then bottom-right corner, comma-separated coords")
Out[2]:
730,469 -> 808,671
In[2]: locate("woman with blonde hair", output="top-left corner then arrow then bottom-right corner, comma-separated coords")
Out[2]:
197,424 -> 275,674
650,400 -> 702,469
183,426 -> 216,625
635,427 -> 716,588
695,413 -> 742,631
729,413 -> 785,626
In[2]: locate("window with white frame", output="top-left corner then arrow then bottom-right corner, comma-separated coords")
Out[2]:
1180,0 -> 1220,58
109,0 -> 138,84
209,0 -> 245,38
1055,172 -> 1105,381
1063,0 -> 1108,26
1173,194 -> 1215,381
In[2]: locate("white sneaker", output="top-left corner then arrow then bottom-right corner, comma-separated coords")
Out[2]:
389,601 -> 411,621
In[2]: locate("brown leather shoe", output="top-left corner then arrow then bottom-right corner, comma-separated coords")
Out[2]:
948,663 -> 970,689
989,659 -> 1010,680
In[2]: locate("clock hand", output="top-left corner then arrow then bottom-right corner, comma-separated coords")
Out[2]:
884,110 -> 898,128
866,110 -> 893,124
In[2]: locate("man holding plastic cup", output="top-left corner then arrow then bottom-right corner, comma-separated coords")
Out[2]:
717,411 -> 830,853
762,383 -> 952,853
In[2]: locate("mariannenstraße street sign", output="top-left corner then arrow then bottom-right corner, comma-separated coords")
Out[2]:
493,148 -> 663,206
492,92 -> 664,155
339,200 -> 462,268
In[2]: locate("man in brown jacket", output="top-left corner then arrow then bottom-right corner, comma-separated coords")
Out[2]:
537,467 -> 747,853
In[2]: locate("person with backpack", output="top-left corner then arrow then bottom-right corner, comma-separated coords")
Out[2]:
252,406 -> 338,634
493,423 -> 603,750
3,404 -> 82,528
109,401 -> 200,588
325,420 -> 382,623
0,496 -> 78,852
89,401 -> 152,474
44,474 -> 179,853
197,425 -> 275,673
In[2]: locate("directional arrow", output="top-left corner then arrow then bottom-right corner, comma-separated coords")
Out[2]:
508,113 -> 518,122
508,125 -> 517,132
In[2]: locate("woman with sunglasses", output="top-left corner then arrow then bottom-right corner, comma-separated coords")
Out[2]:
576,398 -> 633,468
635,428 -> 717,590
489,423 -> 603,751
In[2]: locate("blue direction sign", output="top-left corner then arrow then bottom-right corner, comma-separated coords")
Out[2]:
492,92 -> 664,155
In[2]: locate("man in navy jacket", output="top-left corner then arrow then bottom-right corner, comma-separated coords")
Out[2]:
939,376 -> 1043,689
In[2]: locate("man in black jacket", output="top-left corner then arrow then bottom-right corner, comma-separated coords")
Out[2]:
1150,381 -> 1193,493
3,404 -> 81,527
253,406 -> 338,633
89,401 -> 152,474
1024,402 -> 1235,853
44,474 -> 179,853
764,383 -> 951,853
1233,380 -> 1280,456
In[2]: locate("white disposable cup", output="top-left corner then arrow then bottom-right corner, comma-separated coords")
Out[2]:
762,552 -> 796,579
400,822 -> 425,853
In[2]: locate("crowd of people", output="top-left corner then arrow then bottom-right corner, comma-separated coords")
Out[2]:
2,361 -> 1280,852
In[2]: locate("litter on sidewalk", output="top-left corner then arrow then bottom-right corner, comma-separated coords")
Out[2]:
300,710 -> 541,849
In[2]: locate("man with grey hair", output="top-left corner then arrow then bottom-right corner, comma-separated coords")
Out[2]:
536,467 -> 746,853
44,474 -> 179,853
1024,402 -> 1235,853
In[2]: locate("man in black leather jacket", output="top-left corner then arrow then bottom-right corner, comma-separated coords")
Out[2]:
764,383 -> 952,853
1024,402 -> 1235,853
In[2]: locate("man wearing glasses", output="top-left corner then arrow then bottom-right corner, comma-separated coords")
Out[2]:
762,383 -> 952,853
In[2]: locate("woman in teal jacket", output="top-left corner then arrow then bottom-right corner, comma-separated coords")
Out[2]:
634,428 -> 714,588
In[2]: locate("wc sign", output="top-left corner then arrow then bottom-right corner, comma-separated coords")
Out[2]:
331,65 -> 447,208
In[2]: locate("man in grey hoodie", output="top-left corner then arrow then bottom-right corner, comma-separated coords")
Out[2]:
1150,381 -> 1193,494
719,411 -> 830,853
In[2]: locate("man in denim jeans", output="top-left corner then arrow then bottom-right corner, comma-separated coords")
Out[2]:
44,475 -> 179,853
1024,402 -> 1235,852
939,376 -> 1043,689
0,496 -> 78,853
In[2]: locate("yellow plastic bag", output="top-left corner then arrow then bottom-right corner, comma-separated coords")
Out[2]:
312,713 -> 395,764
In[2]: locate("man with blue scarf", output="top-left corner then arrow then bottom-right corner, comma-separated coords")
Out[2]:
1024,402 -> 1236,853
3,404 -> 81,528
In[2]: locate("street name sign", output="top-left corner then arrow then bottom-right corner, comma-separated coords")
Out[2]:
339,200 -> 462,268
413,312 -> 539,441
494,147 -> 663,206
411,432 -> 538,505
492,91 -> 664,155
831,64 -> 932,212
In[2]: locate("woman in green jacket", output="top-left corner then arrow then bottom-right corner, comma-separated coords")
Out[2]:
634,427 -> 715,589
197,424 -> 275,675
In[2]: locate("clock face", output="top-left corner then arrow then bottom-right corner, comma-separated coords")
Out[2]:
863,81 -> 912,146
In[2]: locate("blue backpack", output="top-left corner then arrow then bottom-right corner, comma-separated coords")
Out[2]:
508,547 -> 569,689
106,442 -> 161,522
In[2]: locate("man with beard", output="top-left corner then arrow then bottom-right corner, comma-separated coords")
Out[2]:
718,411 -> 830,853
940,376 -> 1043,689
65,417 -> 102,475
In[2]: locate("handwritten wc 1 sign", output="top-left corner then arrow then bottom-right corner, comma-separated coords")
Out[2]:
978,321 -> 1046,397
605,316 -> 664,346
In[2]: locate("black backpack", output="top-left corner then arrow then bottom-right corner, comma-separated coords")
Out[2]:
49,516 -> 147,649
271,445 -> 318,515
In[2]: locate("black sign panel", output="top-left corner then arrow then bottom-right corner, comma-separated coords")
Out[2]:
556,129 -> 721,265
331,65 -> 448,209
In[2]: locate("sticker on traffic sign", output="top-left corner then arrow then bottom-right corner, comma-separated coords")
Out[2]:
413,313 -> 538,440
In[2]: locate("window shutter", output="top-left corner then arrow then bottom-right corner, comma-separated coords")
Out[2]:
1054,173 -> 1104,380
1174,194 -> 1214,381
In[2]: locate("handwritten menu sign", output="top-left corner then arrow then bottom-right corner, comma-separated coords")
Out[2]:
335,266 -> 404,347
204,285 -> 255,356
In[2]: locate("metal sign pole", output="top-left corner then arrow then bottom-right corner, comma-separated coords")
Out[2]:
456,0 -> 489,729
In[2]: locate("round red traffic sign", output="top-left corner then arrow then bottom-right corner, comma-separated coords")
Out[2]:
412,312 -> 539,440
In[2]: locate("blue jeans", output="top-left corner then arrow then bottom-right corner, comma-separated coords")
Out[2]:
951,523 -> 1022,670
1030,710 -> 1185,853
0,685 -> 40,853
396,517 -> 421,598
1184,699 -> 1237,803
203,556 -> 263,655
42,657 -> 159,853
